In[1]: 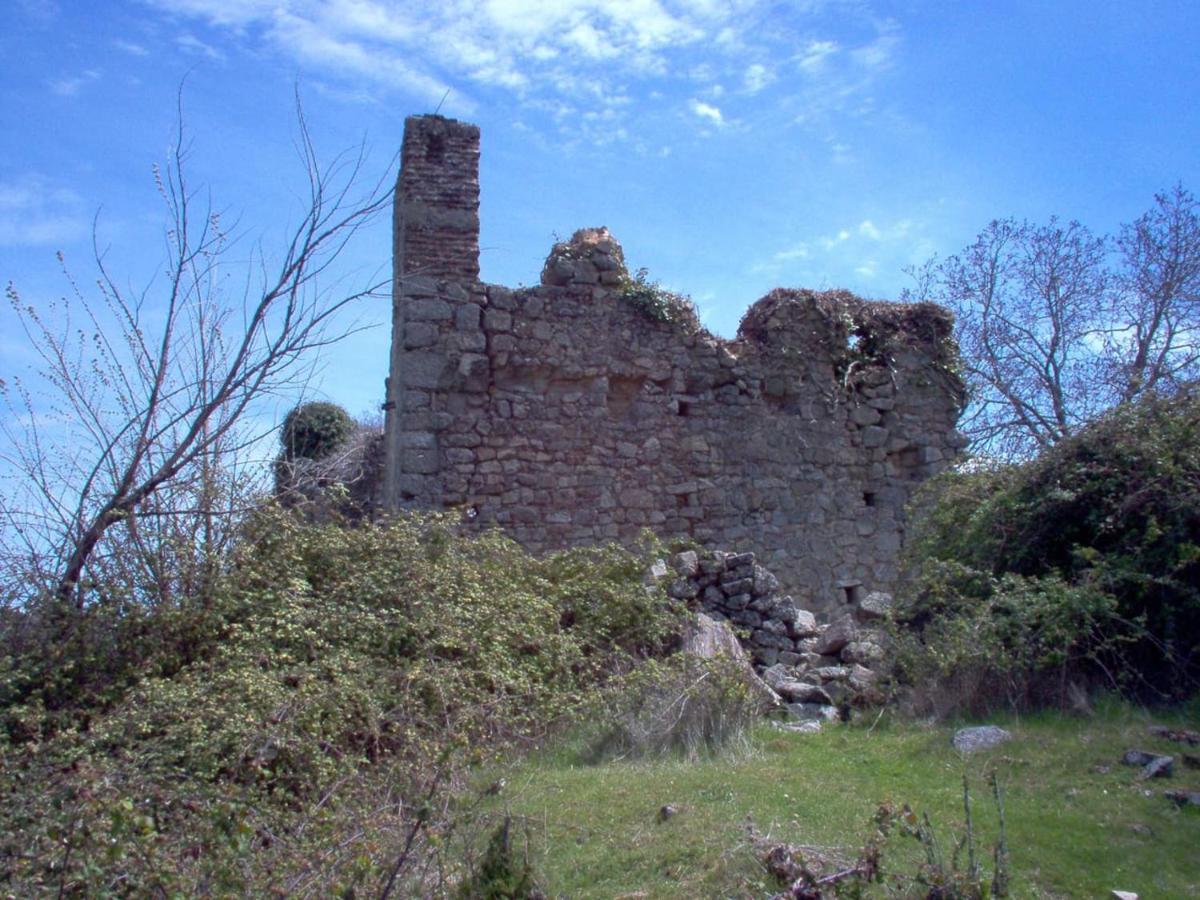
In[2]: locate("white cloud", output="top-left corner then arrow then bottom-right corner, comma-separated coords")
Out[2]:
49,69 -> 100,96
689,98 -> 724,125
797,39 -> 837,71
743,62 -> 772,93
858,220 -> 881,240
113,39 -> 149,56
851,21 -> 900,73
774,243 -> 810,262
141,1 -> 903,145
0,176 -> 87,247
269,10 -> 453,102
820,229 -> 851,250
176,33 -> 223,59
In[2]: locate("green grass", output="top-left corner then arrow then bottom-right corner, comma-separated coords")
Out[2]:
473,701 -> 1200,897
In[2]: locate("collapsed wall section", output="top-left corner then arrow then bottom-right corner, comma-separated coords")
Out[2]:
382,115 -> 966,613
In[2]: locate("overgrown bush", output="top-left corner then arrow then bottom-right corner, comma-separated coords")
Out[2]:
0,508 -> 685,895
456,817 -> 543,899
620,267 -> 702,331
897,386 -> 1200,712
586,653 -> 767,761
280,401 -> 356,461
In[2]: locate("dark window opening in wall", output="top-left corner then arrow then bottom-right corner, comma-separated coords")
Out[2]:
843,584 -> 862,605
863,491 -> 877,508
426,133 -> 446,163
677,401 -> 691,417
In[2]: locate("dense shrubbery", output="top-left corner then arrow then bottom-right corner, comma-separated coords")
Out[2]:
280,401 -> 356,461
619,267 -> 702,330
896,386 -> 1200,714
585,653 -> 767,762
0,508 -> 684,895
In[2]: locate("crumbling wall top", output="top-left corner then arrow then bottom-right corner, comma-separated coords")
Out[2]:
540,227 -> 629,287
737,288 -> 959,371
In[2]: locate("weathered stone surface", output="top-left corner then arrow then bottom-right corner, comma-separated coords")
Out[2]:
952,726 -> 1012,754
1122,750 -> 1175,779
790,609 -> 819,637
813,615 -> 858,656
856,591 -> 893,621
760,664 -> 794,691
680,613 -> 780,710
381,114 -> 962,680
841,640 -> 886,667
788,702 -> 840,722
682,612 -> 752,664
668,578 -> 700,600
775,681 -> 833,705
672,550 -> 700,578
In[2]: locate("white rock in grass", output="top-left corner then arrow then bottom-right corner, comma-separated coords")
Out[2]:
952,725 -> 1012,754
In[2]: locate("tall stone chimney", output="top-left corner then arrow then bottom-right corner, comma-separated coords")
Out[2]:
393,115 -> 481,281
382,115 -> 483,508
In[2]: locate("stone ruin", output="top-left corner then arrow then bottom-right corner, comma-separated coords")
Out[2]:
649,546 -> 893,722
381,114 -> 966,616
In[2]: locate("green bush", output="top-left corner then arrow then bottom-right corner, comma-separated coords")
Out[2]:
457,817 -> 542,899
0,507 -> 686,895
899,386 -> 1200,710
585,653 -> 767,761
893,563 -> 1128,717
280,401 -> 355,461
619,267 -> 701,330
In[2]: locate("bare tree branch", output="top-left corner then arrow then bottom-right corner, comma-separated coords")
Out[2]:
916,189 -> 1200,459
0,93 -> 393,609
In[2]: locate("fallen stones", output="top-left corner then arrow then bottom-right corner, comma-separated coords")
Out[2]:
855,590 -> 893,622
680,612 -> 780,711
775,681 -> 834,705
1121,749 -> 1175,779
1148,725 -> 1200,746
788,702 -> 840,722
651,549 -> 892,725
1164,789 -> 1200,808
812,615 -> 858,656
952,726 -> 1012,754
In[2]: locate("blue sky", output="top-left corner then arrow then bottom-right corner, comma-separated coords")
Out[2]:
3,0 -> 1199,423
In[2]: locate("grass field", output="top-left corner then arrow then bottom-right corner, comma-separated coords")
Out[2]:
472,701 -> 1200,897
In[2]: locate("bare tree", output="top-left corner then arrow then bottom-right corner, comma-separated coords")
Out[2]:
911,186 -> 1200,458
0,100 -> 391,609
1108,184 -> 1200,401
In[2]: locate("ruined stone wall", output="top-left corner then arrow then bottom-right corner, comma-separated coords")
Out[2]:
382,115 -> 966,614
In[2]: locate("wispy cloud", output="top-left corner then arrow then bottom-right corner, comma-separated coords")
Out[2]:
49,69 -> 101,97
113,39 -> 150,56
797,39 -> 838,71
0,176 -> 88,247
757,215 -> 926,288
743,62 -> 772,93
176,33 -> 223,59
142,0 -> 903,144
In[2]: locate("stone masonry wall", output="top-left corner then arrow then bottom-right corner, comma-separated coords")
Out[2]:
382,114 -> 966,614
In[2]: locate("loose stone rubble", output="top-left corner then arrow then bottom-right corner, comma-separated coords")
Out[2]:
650,547 -> 894,724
